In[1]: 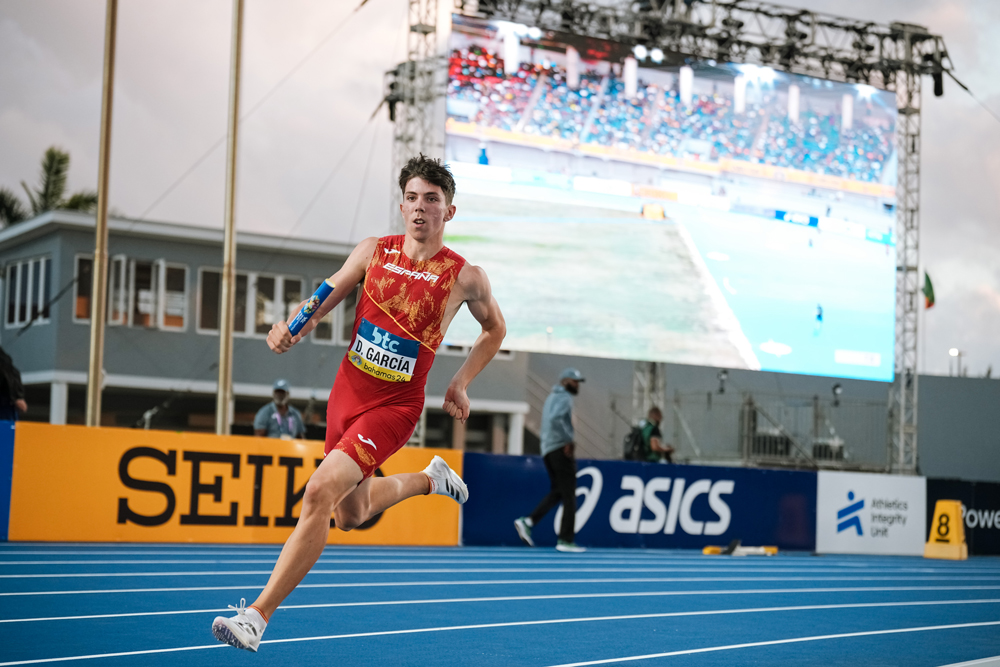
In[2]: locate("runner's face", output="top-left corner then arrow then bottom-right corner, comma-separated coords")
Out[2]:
400,177 -> 455,241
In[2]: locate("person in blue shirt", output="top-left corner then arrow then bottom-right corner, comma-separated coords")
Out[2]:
253,379 -> 306,439
514,368 -> 586,553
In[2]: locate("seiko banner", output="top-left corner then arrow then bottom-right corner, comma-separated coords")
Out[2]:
8,423 -> 461,545
461,453 -> 817,550
816,471 -> 926,556
927,478 -> 1000,556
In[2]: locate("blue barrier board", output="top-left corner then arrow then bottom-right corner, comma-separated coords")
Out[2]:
462,453 -> 817,551
0,421 -> 14,541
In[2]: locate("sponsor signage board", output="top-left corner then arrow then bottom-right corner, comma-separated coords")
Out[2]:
462,453 -> 817,550
927,479 -> 1000,556
8,423 -> 461,545
816,471 -> 926,556
0,421 -> 13,541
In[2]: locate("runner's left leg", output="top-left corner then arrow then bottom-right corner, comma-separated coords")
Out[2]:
333,472 -> 430,530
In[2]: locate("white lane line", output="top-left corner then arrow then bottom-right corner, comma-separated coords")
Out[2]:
1,559 -> 997,576
3,588 -> 1000,624
5,566 -> 999,579
0,548 -> 991,567
3,576 -> 994,597
14,558 -> 988,568
544,620 -> 1000,666
0,644 -> 224,665
3,601 -> 997,666
939,657 -> 1000,667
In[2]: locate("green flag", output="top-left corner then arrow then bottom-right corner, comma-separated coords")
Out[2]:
922,272 -> 935,309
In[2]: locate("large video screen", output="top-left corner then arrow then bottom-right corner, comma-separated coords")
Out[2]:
442,15 -> 898,381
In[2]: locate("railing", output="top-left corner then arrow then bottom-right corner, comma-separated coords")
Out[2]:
668,390 -> 888,471
524,379 -> 887,471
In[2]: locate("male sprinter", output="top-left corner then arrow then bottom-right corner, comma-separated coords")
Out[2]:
212,155 -> 506,652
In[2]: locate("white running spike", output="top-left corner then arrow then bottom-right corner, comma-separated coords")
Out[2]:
211,598 -> 264,652
423,455 -> 469,504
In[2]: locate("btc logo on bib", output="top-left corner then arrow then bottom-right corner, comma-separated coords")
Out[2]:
348,317 -> 419,382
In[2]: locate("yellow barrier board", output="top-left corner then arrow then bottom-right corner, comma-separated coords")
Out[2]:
9,423 -> 461,545
924,499 -> 968,560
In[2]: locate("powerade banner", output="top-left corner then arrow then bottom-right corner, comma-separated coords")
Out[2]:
461,453 -> 817,550
927,478 -> 1000,556
816,470 -> 926,556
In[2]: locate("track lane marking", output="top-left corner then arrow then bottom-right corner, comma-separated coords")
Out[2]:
2,600 -> 998,666
938,657 -> 1000,667
4,557 -> 994,570
5,566 -> 1000,579
2,576 -> 995,597
544,620 -> 1000,666
2,589 -> 999,624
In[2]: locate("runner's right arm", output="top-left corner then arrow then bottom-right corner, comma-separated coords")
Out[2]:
266,237 -> 377,354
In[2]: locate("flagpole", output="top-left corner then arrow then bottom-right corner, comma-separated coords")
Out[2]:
85,0 -> 118,427
215,0 -> 245,435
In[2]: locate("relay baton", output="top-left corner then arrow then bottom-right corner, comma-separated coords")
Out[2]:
288,278 -> 335,336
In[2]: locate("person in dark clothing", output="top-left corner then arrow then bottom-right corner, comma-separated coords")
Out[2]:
514,368 -> 586,553
641,406 -> 674,463
0,347 -> 27,422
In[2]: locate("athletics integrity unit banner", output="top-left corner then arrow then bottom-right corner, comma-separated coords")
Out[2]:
461,453 -> 817,550
8,423 -> 461,545
816,470 -> 926,556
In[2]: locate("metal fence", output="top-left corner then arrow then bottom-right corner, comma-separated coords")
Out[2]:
525,370 -> 889,471
669,390 -> 888,471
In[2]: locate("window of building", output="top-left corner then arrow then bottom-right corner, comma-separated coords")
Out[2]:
338,285 -> 359,345
197,269 -> 302,336
282,278 -> 302,323
75,256 -> 93,321
108,255 -> 127,325
311,278 -> 335,343
161,264 -> 187,329
234,273 -> 248,333
131,261 -> 157,328
5,256 -> 51,328
74,255 -> 188,331
198,268 -> 221,331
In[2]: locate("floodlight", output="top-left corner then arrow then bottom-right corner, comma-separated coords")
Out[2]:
650,48 -> 664,63
633,44 -> 648,60
527,26 -> 542,40
949,348 -> 959,357
832,383 -> 842,407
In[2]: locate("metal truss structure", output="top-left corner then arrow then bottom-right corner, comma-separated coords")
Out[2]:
384,0 -> 443,233
389,0 -> 953,473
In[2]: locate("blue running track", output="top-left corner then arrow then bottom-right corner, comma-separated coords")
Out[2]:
1,543 -> 998,666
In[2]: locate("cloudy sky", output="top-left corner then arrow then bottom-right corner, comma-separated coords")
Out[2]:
1,0 -> 998,377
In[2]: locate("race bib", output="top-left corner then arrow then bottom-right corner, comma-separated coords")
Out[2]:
348,318 -> 419,382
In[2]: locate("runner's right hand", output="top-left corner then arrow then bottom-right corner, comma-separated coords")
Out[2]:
267,320 -> 301,354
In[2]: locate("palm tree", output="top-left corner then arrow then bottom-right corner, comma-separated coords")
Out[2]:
0,146 -> 99,228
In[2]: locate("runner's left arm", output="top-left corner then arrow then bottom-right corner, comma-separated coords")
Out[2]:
443,265 -> 506,423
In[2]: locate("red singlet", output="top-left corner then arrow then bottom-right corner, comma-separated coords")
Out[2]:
325,235 -> 466,477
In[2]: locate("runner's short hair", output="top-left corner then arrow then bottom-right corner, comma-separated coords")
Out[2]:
398,154 -> 456,205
